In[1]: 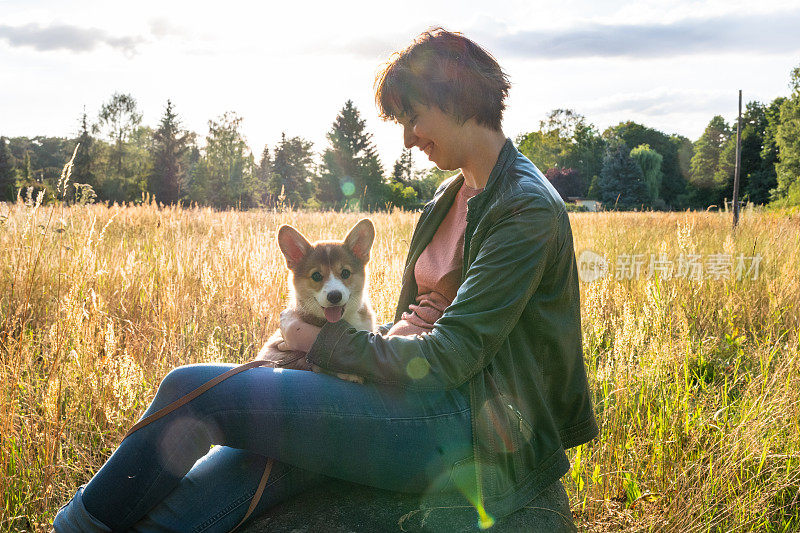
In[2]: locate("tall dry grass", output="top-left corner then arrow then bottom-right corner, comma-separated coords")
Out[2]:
0,194 -> 798,531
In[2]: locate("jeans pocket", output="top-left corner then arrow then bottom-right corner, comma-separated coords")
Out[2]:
442,456 -> 476,495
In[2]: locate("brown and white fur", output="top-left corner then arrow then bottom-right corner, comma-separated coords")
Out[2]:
256,219 -> 376,383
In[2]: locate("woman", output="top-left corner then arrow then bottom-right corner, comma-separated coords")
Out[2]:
55,28 -> 597,532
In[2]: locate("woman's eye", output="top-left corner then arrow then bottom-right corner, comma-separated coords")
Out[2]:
341,269 -> 351,279
311,272 -> 323,282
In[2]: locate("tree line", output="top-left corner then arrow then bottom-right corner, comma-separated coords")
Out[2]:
0,97 -> 446,210
1,62 -> 799,210
517,63 -> 800,210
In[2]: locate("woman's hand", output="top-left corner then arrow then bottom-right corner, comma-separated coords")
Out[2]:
277,310 -> 322,353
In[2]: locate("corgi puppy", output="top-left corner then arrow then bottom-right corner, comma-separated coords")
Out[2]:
256,218 -> 376,383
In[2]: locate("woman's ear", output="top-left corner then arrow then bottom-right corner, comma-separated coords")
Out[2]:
344,218 -> 375,263
277,225 -> 312,270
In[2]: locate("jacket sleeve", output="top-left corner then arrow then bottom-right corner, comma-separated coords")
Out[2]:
306,194 -> 559,390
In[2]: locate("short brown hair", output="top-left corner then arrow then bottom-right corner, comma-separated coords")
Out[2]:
375,28 -> 510,131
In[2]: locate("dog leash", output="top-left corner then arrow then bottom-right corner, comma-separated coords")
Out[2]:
123,359 -> 275,532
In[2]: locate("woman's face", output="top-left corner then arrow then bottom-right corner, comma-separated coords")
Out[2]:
400,104 -> 465,171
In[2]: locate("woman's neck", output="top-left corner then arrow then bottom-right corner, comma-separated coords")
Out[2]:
460,127 -> 507,189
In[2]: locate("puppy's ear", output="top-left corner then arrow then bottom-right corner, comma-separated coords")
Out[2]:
278,225 -> 312,270
344,218 -> 375,263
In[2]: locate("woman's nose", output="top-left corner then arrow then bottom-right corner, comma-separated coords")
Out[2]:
403,124 -> 417,149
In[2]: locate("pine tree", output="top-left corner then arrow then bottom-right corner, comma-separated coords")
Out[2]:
386,147 -> 418,209
317,100 -> 386,210
0,137 -> 16,201
149,100 -> 191,205
254,145 -> 274,206
72,109 -> 97,193
392,148 -> 414,183
598,142 -> 649,210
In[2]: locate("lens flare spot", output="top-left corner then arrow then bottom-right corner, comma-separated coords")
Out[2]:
158,416 -> 216,476
341,180 -> 355,197
477,506 -> 495,529
406,357 -> 430,380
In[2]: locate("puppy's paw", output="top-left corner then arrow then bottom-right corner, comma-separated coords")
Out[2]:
310,364 -> 364,384
336,373 -> 364,384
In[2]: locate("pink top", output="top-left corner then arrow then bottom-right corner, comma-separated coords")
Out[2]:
387,182 -> 484,337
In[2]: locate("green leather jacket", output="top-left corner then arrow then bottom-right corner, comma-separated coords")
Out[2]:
307,139 -> 598,517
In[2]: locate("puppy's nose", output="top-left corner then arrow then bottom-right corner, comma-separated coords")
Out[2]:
327,291 -> 342,304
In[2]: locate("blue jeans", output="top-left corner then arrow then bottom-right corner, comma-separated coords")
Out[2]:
54,364 -> 473,532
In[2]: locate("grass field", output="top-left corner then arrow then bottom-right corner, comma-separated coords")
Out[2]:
1,194 -> 799,531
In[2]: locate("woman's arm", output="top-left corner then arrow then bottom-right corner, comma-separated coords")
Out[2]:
305,194 -> 559,391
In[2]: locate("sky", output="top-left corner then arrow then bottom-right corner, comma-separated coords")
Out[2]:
1,0 -> 799,172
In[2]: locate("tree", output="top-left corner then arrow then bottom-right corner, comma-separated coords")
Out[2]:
745,97 -> 784,204
714,135 -> 737,203
689,116 -> 730,205
598,142 -> 649,210
359,144 -> 388,210
0,137 -> 16,201
604,121 -> 687,207
561,120 -> 605,194
316,100 -> 386,210
97,93 -> 142,177
539,108 -> 584,139
203,112 -> 255,209
544,167 -> 584,201
385,147 -> 419,209
72,109 -> 97,194
149,100 -> 192,205
254,145 -> 274,206
516,130 -> 562,171
710,103 -> 771,205
630,144 -> 663,202
517,110 -> 583,172
774,64 -> 800,205
392,147 -> 414,183
517,109 -> 604,197
270,133 -> 314,207
7,136 -> 73,201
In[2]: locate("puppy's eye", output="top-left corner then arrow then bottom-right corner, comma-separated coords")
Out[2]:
341,269 -> 351,279
311,272 -> 323,282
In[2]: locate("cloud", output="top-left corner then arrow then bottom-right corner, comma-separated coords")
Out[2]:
302,35 -> 406,60
148,18 -> 186,39
583,90 -> 732,117
489,10 -> 800,59
0,23 -> 145,56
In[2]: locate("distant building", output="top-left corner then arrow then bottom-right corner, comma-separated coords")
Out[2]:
567,197 -> 602,212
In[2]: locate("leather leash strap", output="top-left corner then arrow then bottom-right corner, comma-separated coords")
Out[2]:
123,359 -> 275,532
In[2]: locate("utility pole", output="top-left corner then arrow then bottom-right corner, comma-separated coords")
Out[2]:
733,90 -> 742,229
